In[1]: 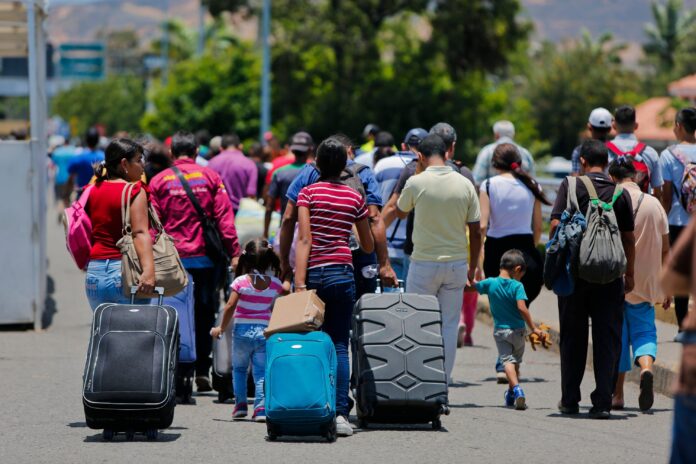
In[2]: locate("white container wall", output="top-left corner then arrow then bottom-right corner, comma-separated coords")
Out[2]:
0,141 -> 46,328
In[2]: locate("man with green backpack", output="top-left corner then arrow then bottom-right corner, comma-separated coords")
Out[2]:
549,140 -> 636,419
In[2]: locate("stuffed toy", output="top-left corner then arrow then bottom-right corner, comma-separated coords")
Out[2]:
529,323 -> 552,350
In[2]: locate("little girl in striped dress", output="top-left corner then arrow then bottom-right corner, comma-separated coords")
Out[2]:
210,238 -> 289,422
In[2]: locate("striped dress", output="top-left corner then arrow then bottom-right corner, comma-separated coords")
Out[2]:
296,181 -> 368,269
231,274 -> 284,326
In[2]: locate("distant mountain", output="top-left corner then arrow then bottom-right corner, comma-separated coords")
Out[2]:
46,0 -> 696,46
521,0 -> 696,43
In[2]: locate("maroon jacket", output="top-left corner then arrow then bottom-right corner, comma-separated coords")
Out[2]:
150,158 -> 241,260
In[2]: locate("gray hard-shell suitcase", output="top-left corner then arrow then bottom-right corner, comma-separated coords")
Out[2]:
82,287 -> 179,441
351,283 -> 450,429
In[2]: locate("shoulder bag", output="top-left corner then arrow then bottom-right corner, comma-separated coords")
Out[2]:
117,182 -> 188,297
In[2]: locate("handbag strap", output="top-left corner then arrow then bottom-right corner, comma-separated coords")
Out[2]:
633,192 -> 645,220
171,165 -> 209,223
121,182 -> 162,236
121,182 -> 136,235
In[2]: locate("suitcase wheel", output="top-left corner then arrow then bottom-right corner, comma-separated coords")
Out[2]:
102,429 -> 114,441
325,420 -> 337,443
146,429 -> 158,441
432,418 -> 442,430
358,418 -> 368,430
266,423 -> 278,442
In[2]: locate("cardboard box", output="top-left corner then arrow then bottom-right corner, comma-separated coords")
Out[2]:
264,290 -> 325,337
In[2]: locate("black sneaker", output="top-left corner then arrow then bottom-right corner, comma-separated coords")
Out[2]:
588,407 -> 610,420
557,401 -> 579,415
638,370 -> 654,412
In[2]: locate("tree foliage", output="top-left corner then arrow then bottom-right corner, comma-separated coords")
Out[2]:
527,33 -> 642,155
643,0 -> 696,72
51,76 -> 145,136
141,43 -> 260,140
268,0 -> 530,162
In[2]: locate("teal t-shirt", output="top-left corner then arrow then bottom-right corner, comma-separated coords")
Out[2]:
475,277 -> 527,329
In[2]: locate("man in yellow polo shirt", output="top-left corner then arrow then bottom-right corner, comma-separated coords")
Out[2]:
397,134 -> 482,382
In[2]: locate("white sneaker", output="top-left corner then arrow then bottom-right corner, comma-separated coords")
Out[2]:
335,415 -> 354,437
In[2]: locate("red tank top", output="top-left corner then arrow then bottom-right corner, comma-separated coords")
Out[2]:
87,181 -> 145,260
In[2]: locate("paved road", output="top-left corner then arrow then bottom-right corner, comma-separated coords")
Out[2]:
0,206 -> 675,464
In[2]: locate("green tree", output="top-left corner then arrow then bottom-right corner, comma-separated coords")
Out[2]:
51,76 -> 145,136
269,0 -> 529,158
528,33 -> 642,156
141,43 -> 261,140
150,19 -> 196,65
644,0 -> 696,72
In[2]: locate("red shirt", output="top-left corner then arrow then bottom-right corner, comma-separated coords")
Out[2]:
296,181 -> 367,269
87,181 -> 145,260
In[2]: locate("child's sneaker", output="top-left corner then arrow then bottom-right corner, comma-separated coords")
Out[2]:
504,389 -> 515,407
252,407 -> 266,423
513,385 -> 527,410
232,402 -> 248,420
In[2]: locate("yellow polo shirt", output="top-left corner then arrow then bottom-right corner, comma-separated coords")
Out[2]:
397,165 -> 480,262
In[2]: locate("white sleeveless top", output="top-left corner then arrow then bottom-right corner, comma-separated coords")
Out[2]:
485,175 -> 534,238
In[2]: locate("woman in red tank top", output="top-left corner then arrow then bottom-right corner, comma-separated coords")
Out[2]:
84,138 -> 155,310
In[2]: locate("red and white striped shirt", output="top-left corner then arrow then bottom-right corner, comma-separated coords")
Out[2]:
296,181 -> 368,269
231,274 -> 284,325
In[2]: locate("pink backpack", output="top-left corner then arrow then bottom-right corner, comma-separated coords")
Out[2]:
63,185 -> 94,270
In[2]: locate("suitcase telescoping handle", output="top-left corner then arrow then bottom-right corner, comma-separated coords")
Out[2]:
130,286 -> 165,305
375,279 -> 405,294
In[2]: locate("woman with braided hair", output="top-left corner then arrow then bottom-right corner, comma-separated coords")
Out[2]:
479,142 -> 550,305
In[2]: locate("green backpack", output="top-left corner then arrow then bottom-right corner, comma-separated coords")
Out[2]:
576,176 -> 627,284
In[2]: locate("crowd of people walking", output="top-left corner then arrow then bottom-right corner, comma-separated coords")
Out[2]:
55,105 -> 696,460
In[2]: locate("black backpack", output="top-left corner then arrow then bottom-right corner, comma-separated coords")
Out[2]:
310,162 -> 369,199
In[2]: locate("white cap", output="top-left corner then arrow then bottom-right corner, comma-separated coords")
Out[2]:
588,107 -> 613,129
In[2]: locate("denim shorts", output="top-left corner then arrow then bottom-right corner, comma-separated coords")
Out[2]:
494,328 -> 526,365
85,259 -> 150,311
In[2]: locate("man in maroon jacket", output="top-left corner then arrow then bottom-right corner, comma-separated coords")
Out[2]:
150,131 -> 241,392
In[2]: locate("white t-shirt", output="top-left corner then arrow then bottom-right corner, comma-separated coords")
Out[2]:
485,175 -> 534,238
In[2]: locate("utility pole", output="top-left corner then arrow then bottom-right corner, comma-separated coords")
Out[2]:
161,0 -> 170,84
197,0 -> 205,56
259,0 -> 271,142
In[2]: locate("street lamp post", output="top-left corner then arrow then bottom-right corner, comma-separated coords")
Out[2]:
260,0 -> 270,142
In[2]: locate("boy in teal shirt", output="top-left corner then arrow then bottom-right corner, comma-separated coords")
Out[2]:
475,249 -> 544,410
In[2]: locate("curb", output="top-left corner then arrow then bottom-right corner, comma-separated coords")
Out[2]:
474,296 -> 677,399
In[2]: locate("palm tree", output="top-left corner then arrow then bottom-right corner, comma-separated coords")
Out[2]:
644,0 -> 696,71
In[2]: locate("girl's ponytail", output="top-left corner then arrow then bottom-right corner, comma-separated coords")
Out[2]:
93,160 -> 108,182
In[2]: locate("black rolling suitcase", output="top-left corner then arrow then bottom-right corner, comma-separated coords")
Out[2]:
351,282 -> 450,429
83,287 -> 179,441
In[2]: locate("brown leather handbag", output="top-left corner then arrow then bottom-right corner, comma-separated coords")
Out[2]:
117,183 -> 187,297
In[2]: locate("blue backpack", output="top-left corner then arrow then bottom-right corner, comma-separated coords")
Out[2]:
265,331 -> 337,441
543,177 -> 587,296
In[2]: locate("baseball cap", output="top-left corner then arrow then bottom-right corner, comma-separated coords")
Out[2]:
588,107 -> 613,129
289,131 -> 314,152
403,128 -> 428,147
362,123 -> 380,138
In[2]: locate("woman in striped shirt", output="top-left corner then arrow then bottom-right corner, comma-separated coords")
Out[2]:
295,137 -> 374,437
210,238 -> 289,422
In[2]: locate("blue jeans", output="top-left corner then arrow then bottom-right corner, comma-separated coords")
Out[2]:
671,395 -> 696,463
390,255 -> 410,285
85,259 -> 150,311
233,324 -> 266,409
307,264 -> 355,417
619,301 -> 657,372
